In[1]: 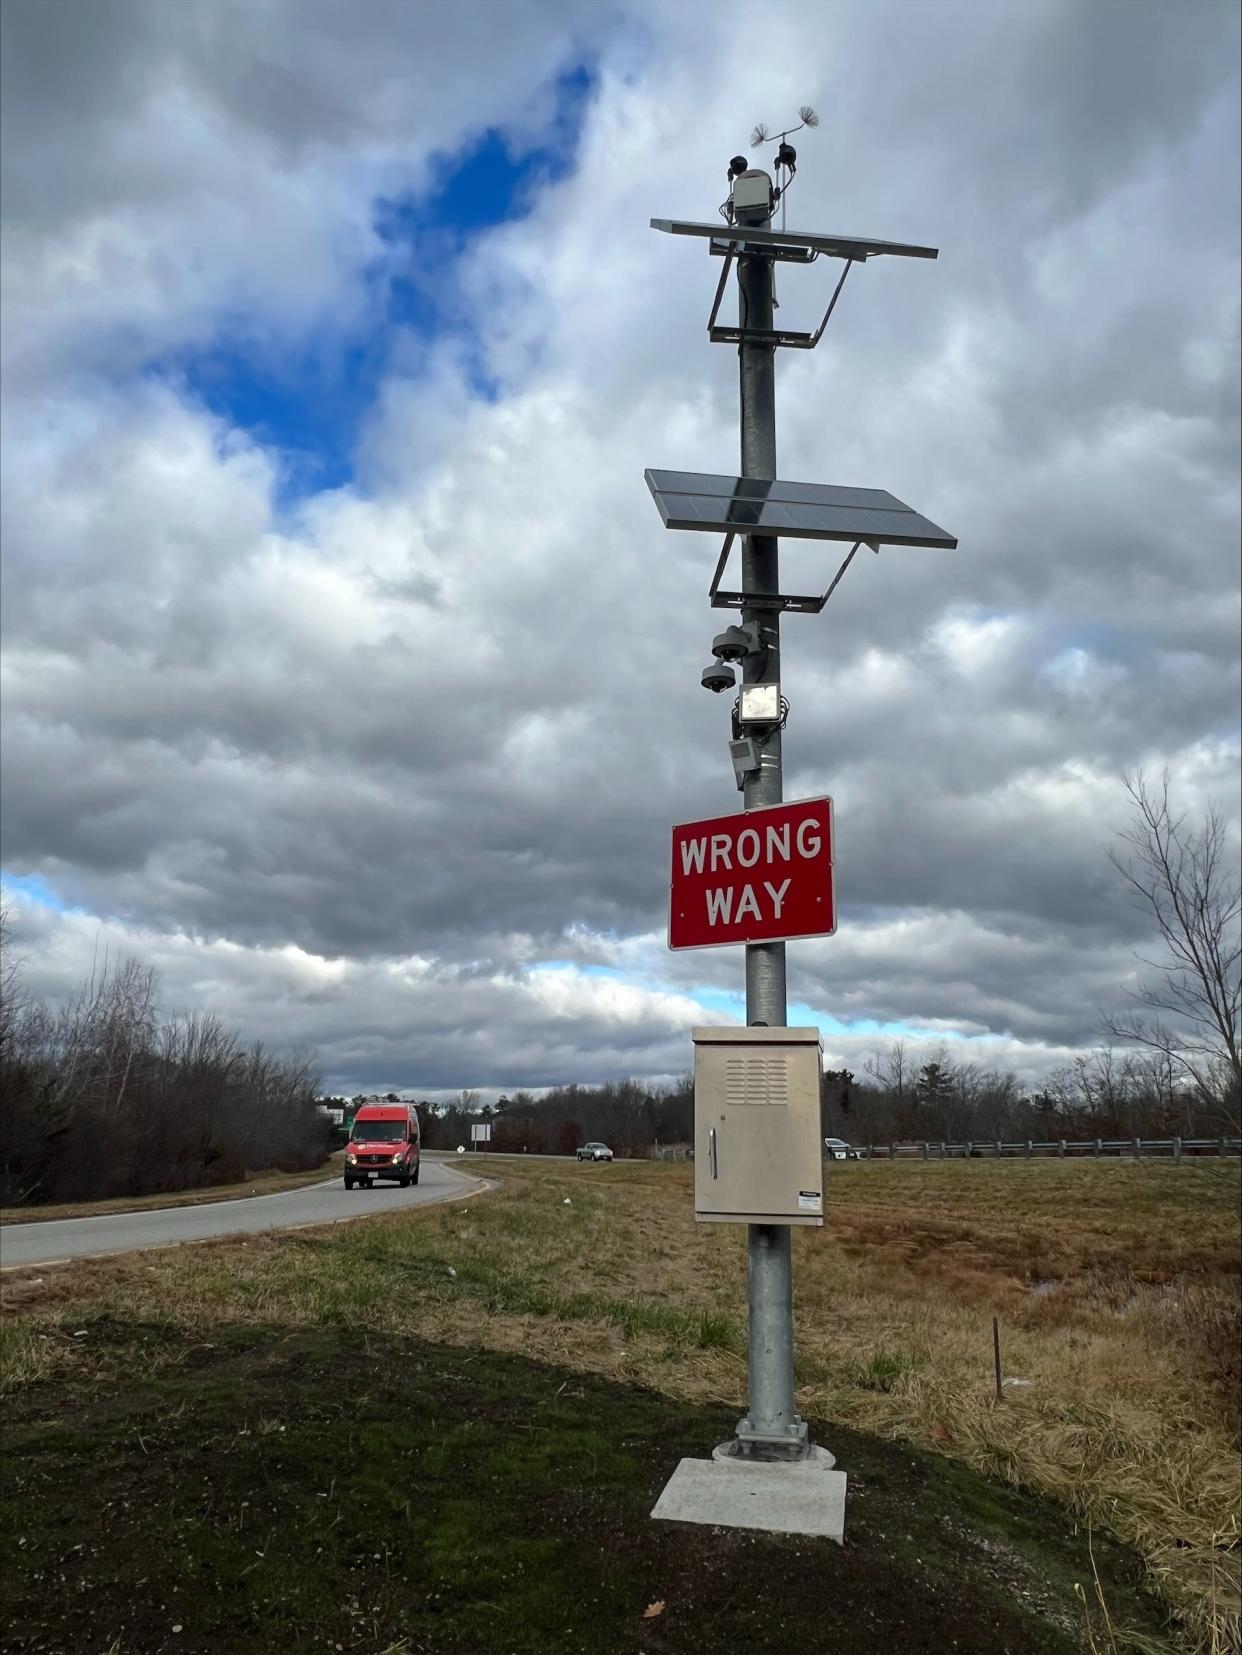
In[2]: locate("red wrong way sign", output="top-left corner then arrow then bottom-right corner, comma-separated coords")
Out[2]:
669,796 -> 835,951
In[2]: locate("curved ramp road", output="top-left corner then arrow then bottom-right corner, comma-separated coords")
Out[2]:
0,1158 -> 480,1270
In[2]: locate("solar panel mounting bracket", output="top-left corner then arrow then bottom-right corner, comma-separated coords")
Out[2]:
651,218 -> 939,352
705,242 -> 855,351
708,534 -> 879,614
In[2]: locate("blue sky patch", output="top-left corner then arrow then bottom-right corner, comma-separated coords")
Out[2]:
163,63 -> 594,504
1,871 -> 68,912
683,986 -> 968,1046
532,960 -> 623,981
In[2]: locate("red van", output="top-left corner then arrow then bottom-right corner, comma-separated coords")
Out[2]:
344,1102 -> 421,1189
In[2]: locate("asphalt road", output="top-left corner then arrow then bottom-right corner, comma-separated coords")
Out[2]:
0,1157 -> 482,1270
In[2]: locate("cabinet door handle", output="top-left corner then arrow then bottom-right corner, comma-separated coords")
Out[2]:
708,1127 -> 718,1179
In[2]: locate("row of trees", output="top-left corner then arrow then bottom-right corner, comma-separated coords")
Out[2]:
395,1079 -> 694,1159
383,1028 -> 1227,1166
0,925 -> 325,1206
821,1039 -> 1230,1146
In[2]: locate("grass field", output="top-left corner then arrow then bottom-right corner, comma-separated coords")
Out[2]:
1,1157 -> 1238,1652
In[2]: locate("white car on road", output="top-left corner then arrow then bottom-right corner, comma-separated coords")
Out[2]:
576,1142 -> 614,1162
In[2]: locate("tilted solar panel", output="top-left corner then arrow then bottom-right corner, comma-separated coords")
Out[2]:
649,219 -> 939,262
644,469 -> 957,550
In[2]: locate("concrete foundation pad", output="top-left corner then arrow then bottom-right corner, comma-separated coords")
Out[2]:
651,1447 -> 846,1542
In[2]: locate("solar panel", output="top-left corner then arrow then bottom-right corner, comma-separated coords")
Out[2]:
645,470 -> 957,549
649,219 -> 939,262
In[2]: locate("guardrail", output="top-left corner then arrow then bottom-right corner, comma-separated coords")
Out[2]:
851,1137 -> 1241,1160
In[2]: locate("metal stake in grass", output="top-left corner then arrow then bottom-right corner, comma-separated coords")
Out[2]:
993,1316 -> 1003,1403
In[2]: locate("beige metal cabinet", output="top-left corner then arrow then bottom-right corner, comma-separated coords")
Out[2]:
692,1027 -> 824,1225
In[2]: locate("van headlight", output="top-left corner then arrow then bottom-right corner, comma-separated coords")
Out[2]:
346,1151 -> 356,1163
392,1152 -> 404,1163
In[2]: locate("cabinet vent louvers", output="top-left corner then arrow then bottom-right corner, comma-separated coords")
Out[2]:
724,1056 -> 788,1106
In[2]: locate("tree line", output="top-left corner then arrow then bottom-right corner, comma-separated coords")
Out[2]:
821,1039 -> 1234,1147
0,921 -> 325,1206
348,1079 -> 697,1160
363,1027 -> 1232,1167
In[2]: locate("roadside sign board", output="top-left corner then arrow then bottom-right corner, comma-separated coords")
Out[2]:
470,1123 -> 492,1142
669,796 -> 835,950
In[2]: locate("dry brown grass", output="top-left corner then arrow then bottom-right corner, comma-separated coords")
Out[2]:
2,1155 -> 1237,1652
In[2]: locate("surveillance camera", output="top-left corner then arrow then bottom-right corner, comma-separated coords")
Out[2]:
712,622 -> 763,664
701,661 -> 737,694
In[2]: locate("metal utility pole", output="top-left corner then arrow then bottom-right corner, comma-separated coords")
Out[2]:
736,236 -> 804,1457
648,120 -> 954,1493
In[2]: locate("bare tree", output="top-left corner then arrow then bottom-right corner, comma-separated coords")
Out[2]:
865,1040 -> 909,1101
1104,771 -> 1241,1130
0,903 -> 28,1056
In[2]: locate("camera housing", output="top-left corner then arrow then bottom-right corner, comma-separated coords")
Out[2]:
701,661 -> 737,694
711,623 -> 760,664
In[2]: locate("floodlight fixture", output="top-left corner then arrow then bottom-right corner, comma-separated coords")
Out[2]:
738,683 -> 781,726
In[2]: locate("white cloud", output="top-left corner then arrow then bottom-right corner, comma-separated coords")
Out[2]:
1,0 -> 1238,1095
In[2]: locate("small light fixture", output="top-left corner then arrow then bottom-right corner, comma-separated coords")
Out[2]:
729,737 -> 761,790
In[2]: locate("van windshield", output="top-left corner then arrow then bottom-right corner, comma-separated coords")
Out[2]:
351,1120 -> 406,1142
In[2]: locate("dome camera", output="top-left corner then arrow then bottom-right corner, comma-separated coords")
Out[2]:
701,660 -> 737,694
712,622 -> 762,663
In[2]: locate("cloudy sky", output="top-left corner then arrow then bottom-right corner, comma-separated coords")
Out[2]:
2,0 -> 1238,1100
